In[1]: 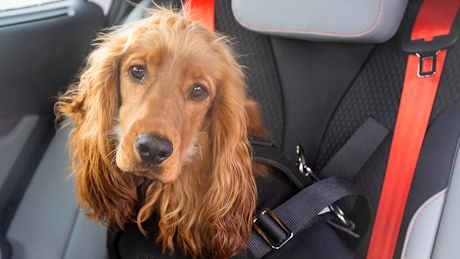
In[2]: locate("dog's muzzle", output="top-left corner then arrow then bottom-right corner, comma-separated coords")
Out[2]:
135,133 -> 173,164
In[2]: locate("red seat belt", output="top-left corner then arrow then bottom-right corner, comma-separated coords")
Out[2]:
185,0 -> 215,32
367,0 -> 460,258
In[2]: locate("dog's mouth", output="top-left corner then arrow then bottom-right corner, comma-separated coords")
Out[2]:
131,162 -> 162,179
114,147 -> 164,179
117,153 -> 181,184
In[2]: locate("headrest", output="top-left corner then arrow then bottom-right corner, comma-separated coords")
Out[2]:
232,0 -> 409,43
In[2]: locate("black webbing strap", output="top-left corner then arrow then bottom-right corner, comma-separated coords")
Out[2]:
249,136 -> 312,189
235,177 -> 367,259
319,117 -> 389,179
107,229 -> 121,259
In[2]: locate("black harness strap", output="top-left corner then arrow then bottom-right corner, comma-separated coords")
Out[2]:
319,117 -> 389,179
235,177 -> 367,259
236,137 -> 370,259
249,136 -> 312,189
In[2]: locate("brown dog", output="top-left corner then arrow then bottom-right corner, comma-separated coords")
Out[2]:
55,7 -> 268,259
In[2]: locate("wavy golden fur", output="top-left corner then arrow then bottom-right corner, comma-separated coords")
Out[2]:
55,6 -> 268,259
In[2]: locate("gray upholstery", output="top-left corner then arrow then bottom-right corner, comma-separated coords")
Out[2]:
232,0 -> 409,43
5,125 -> 108,259
431,140 -> 460,259
400,189 -> 446,259
0,115 -> 38,189
393,98 -> 460,257
6,125 -> 75,258
63,212 -> 108,259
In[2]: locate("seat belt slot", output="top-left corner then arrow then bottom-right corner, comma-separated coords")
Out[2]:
416,51 -> 438,77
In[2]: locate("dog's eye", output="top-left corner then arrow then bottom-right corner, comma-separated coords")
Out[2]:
129,66 -> 145,81
189,84 -> 208,101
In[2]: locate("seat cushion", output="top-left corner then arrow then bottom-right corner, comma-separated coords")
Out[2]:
5,125 -> 108,259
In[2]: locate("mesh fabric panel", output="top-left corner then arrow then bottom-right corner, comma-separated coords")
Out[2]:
315,0 -> 460,257
214,0 -> 285,147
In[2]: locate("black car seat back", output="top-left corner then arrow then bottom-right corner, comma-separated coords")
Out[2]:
227,0 -> 460,258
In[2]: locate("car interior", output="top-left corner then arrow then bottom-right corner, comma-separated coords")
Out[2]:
1,0 -> 460,258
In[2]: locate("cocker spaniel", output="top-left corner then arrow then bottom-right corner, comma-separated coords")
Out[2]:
55,6 -> 269,259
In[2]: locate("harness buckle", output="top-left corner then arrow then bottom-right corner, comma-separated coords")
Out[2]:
295,145 -> 319,182
253,208 -> 294,249
295,144 -> 359,238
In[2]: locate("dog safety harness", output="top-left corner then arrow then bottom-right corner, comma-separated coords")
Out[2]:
233,137 -> 370,259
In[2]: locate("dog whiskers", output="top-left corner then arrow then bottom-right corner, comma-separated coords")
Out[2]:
106,147 -> 118,159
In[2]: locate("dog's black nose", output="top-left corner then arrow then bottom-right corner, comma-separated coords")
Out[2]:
136,133 -> 173,164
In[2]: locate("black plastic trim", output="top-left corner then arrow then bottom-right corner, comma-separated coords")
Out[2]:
402,24 -> 459,54
0,0 -> 104,119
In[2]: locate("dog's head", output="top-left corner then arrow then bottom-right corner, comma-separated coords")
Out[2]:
56,7 -> 257,258
114,18 -> 223,184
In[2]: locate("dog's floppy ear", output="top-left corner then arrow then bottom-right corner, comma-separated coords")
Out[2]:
55,33 -> 137,230
203,41 -> 257,258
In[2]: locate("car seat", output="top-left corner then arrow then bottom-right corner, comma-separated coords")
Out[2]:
5,0 -> 460,258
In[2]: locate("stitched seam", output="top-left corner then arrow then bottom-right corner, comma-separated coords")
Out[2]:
232,0 -> 382,36
402,191 -> 446,259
